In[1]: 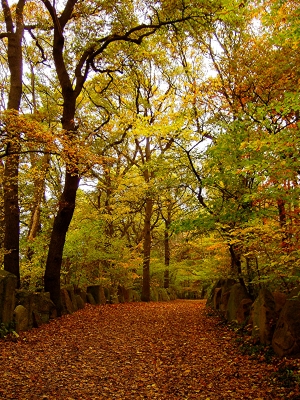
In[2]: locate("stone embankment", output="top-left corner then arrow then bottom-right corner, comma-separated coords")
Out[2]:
207,279 -> 300,357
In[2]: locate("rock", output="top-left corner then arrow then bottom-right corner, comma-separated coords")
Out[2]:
236,298 -> 253,324
272,297 -> 300,357
32,292 -> 56,324
226,283 -> 251,322
15,290 -> 56,329
66,286 -> 78,312
15,290 -> 34,327
213,288 -> 222,310
32,310 -> 43,328
75,288 -> 87,303
273,291 -> 286,315
0,270 -> 17,324
86,292 -> 96,305
87,285 -> 106,305
220,279 -> 237,314
60,288 -> 74,314
251,289 -> 276,345
14,305 -> 28,332
207,279 -> 236,309
75,294 -> 85,310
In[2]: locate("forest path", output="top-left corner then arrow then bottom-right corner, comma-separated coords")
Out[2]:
0,300 -> 296,399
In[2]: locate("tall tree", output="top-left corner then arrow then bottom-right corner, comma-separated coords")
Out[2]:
40,0 -> 214,311
1,0 -> 25,285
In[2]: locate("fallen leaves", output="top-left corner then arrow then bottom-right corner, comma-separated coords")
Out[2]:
0,300 -> 298,399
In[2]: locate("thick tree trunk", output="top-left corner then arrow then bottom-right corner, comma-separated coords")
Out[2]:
141,197 -> 153,302
44,171 -> 80,314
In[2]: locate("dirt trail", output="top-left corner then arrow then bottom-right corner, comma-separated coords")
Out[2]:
0,300 -> 297,399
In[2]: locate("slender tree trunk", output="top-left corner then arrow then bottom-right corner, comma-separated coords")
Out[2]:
27,153 -> 50,259
277,198 -> 289,251
229,243 -> 248,294
163,218 -> 171,289
229,243 -> 242,275
141,196 -> 153,301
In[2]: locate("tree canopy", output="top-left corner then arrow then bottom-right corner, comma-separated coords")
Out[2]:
0,0 -> 299,308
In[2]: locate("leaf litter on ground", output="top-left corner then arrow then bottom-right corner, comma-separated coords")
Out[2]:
0,300 -> 299,399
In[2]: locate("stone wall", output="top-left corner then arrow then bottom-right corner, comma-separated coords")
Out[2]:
208,280 -> 300,357
0,276 -> 143,335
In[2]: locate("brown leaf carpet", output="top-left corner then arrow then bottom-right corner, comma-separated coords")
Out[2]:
0,300 -> 298,399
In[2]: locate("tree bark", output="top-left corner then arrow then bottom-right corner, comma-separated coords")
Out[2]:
163,219 -> 171,289
27,153 -> 50,259
44,170 -> 80,314
141,196 -> 153,301
42,0 -> 80,313
2,0 -> 25,287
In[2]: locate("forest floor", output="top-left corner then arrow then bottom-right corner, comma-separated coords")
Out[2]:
0,300 -> 299,400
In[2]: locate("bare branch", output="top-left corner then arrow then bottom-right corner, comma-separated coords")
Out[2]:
27,29 -> 47,64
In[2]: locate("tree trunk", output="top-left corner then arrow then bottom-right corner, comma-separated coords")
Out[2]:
2,0 -> 25,287
141,197 -> 153,301
229,243 -> 242,275
277,198 -> 289,251
0,160 -> 4,255
27,153 -> 50,260
3,147 -> 20,284
229,243 -> 249,294
44,171 -> 80,314
44,87 -> 79,313
163,219 -> 171,289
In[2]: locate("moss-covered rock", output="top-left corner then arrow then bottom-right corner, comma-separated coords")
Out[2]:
207,279 -> 236,310
272,297 -> 300,357
75,294 -> 85,309
252,289 -> 276,345
66,285 -> 78,312
86,292 -> 96,305
87,285 -> 106,305
15,290 -> 56,328
14,305 -> 28,332
226,283 -> 251,322
61,288 -> 75,314
0,270 -> 17,324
